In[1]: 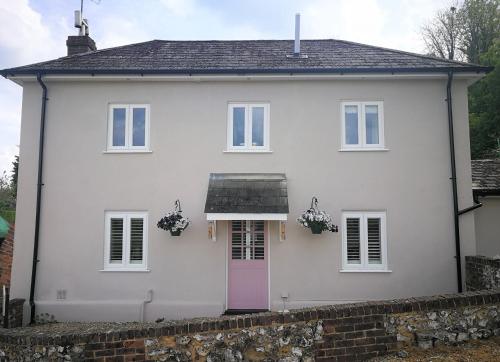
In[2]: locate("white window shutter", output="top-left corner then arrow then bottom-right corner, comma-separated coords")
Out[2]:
346,217 -> 361,264
129,217 -> 144,264
367,217 -> 382,264
109,217 -> 124,263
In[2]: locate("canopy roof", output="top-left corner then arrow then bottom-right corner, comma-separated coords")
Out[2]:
205,173 -> 288,220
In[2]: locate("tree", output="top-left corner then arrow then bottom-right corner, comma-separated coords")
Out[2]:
458,0 -> 500,64
422,5 -> 463,60
469,40 -> 500,159
0,171 -> 14,210
11,155 -> 18,198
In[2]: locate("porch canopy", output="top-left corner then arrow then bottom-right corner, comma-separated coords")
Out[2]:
204,173 -> 289,221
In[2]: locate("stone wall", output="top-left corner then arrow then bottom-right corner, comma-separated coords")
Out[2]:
0,290 -> 498,361
0,223 -> 14,287
466,255 -> 500,291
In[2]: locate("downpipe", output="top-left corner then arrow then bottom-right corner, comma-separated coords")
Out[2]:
30,74 -> 48,324
446,71 -> 463,293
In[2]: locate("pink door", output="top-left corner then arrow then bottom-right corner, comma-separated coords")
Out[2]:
228,220 -> 268,310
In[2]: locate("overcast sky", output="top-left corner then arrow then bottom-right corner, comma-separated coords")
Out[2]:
0,0 -> 451,175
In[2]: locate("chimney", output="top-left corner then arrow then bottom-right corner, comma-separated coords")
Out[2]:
294,13 -> 300,55
66,35 -> 96,56
66,10 -> 97,56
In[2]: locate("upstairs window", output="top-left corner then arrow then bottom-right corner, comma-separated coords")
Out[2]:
341,102 -> 384,150
342,211 -> 388,271
227,103 -> 270,151
108,104 -> 150,151
104,212 -> 148,270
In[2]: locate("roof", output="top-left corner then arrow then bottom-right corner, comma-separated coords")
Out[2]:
204,173 -> 288,214
471,159 -> 500,194
1,39 -> 492,76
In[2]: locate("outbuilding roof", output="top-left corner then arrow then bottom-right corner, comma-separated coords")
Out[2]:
204,173 -> 288,214
1,39 -> 491,76
471,159 -> 500,194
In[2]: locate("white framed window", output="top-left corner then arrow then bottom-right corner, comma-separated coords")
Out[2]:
341,101 -> 384,150
227,103 -> 270,151
104,211 -> 148,271
107,104 -> 150,151
341,211 -> 388,271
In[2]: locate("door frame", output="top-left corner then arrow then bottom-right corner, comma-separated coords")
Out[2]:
225,220 -> 271,311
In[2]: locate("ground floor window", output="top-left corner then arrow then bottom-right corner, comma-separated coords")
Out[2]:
341,211 -> 387,271
104,211 -> 148,270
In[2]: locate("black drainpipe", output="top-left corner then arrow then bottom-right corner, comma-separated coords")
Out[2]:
446,70 -> 463,293
29,74 -> 48,324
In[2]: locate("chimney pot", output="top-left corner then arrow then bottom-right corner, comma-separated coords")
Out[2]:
294,13 -> 300,55
66,35 -> 97,56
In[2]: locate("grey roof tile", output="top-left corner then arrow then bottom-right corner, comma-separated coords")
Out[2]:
204,173 -> 288,214
1,39 -> 491,75
471,159 -> 500,190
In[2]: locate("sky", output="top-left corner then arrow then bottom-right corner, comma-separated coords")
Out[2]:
0,0 -> 451,176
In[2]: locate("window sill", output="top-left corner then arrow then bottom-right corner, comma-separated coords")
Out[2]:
339,269 -> 392,273
100,269 -> 150,272
339,148 -> 389,152
223,150 -> 273,154
103,150 -> 152,154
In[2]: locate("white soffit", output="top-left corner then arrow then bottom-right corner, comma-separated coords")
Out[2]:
206,213 -> 288,221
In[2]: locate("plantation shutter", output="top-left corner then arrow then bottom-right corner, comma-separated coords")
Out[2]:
109,218 -> 124,263
367,217 -> 382,264
252,221 -> 265,260
231,220 -> 265,260
129,217 -> 144,264
346,217 -> 361,264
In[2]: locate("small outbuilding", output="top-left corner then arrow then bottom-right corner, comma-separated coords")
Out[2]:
472,159 -> 500,257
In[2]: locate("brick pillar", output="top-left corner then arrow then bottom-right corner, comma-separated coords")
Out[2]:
0,224 -> 14,287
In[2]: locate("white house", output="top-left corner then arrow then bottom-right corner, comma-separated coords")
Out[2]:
1,21 -> 491,323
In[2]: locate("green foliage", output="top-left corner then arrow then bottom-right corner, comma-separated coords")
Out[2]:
469,40 -> 500,159
0,171 -> 15,211
0,155 -> 18,217
11,155 -> 18,198
458,0 -> 500,64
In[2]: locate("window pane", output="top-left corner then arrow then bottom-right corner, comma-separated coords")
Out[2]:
232,107 -> 246,146
346,218 -> 361,264
112,108 -> 126,146
345,105 -> 359,145
367,218 -> 382,264
129,218 -> 144,264
109,218 -> 123,263
251,107 -> 264,146
365,105 -> 379,145
132,108 -> 146,147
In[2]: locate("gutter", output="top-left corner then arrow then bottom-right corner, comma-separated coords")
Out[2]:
0,66 -> 493,78
29,74 -> 48,324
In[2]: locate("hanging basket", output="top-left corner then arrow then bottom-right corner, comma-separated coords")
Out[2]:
157,200 -> 190,236
297,197 -> 338,235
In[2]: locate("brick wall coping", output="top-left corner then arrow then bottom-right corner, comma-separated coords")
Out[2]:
1,290 -> 499,346
466,255 -> 500,266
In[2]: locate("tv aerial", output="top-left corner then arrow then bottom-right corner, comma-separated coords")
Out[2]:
74,0 -> 101,36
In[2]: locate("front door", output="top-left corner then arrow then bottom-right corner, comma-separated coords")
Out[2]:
228,220 -> 268,310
